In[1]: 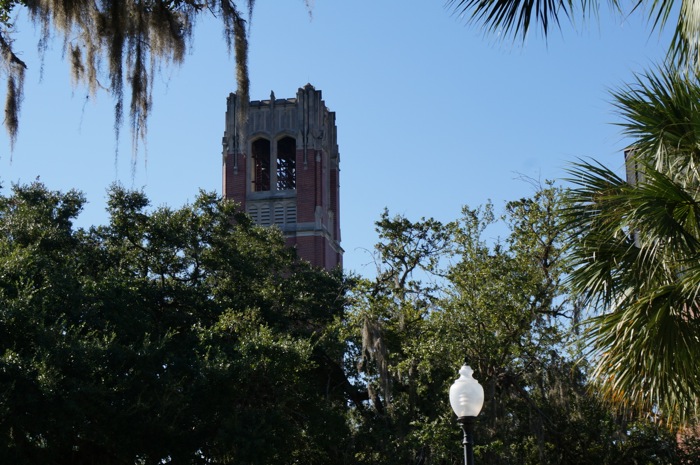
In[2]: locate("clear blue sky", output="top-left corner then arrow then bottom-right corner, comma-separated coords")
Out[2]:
0,1 -> 672,275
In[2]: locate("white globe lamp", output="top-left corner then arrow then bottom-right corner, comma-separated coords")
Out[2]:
449,364 -> 484,465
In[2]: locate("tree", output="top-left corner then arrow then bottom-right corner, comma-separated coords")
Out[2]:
4,180 -> 694,463
342,209 -> 454,464
446,0 -> 700,71
0,181 -> 350,464
434,185 -> 594,465
0,0 -> 255,152
448,0 -> 700,429
564,66 -> 700,426
342,184 -> 693,464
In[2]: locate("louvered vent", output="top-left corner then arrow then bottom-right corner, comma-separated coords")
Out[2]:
248,201 -> 295,228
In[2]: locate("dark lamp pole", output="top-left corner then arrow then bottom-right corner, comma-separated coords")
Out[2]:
449,365 -> 484,465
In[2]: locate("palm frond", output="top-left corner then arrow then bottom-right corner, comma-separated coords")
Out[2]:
564,156 -> 700,425
586,287 -> 700,424
610,66 -> 700,186
563,160 -> 637,306
446,0 -> 578,41
448,0 -> 700,71
667,0 -> 700,71
628,166 -> 700,251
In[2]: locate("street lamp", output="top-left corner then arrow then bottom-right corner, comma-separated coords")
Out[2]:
449,365 -> 484,465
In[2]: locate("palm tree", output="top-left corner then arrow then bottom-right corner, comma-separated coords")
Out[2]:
564,66 -> 700,425
446,0 -> 700,71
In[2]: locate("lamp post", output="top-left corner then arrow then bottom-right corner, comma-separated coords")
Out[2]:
449,365 -> 484,465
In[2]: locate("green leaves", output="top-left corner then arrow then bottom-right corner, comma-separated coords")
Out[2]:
562,71 -> 700,426
611,67 -> 700,184
447,0 -> 578,41
345,185 -> 648,464
343,183 -> 696,464
0,182 -> 349,464
3,180 -> 694,463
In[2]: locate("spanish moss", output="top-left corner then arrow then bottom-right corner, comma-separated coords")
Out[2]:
1,0 -> 254,164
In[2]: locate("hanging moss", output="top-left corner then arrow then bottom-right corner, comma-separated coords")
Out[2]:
1,0 -> 254,160
0,26 -> 24,152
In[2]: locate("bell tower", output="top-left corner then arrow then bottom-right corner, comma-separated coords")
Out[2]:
222,84 -> 342,270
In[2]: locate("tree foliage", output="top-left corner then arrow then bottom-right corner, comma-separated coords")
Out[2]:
564,66 -> 700,426
0,181 -> 349,464
342,183 -> 694,464
2,180 -> 695,464
452,0 -> 700,429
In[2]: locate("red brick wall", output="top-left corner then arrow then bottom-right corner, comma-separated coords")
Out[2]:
295,236 -> 322,268
330,166 -> 340,242
290,236 -> 338,269
296,148 -> 318,223
223,152 -> 247,210
325,238 -> 339,270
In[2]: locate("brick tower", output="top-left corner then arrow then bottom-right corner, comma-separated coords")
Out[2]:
222,84 -> 342,270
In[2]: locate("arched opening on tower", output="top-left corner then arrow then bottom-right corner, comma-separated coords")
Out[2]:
252,138 -> 271,191
276,136 -> 296,190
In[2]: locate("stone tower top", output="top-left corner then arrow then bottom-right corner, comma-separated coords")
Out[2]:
222,84 -> 342,270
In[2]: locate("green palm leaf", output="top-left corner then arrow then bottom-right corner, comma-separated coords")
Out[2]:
611,66 -> 700,183
564,68 -> 700,424
448,0 -> 700,70
446,0 -> 579,40
565,155 -> 700,425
